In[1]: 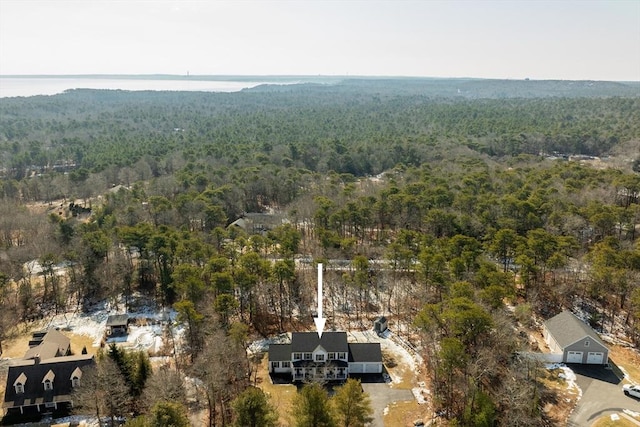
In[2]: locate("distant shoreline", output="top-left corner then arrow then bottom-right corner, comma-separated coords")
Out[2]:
0,75 -> 638,84
0,77 -> 304,98
0,74 -> 346,83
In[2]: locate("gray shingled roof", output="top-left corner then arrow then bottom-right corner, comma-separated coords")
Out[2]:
544,310 -> 607,349
348,343 -> 382,363
291,332 -> 348,353
268,344 -> 292,362
106,314 -> 129,327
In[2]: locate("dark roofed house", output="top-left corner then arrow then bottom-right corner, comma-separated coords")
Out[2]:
268,331 -> 382,382
106,314 -> 129,336
543,310 -> 609,365
2,329 -> 95,417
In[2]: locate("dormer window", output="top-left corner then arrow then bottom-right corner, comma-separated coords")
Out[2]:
14,372 -> 27,394
71,367 -> 83,388
42,369 -> 55,391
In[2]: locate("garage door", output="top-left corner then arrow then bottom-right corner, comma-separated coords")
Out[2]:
566,351 -> 583,363
350,363 -> 364,373
586,352 -> 605,364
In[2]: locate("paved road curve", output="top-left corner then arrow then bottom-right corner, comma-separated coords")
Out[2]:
568,364 -> 640,427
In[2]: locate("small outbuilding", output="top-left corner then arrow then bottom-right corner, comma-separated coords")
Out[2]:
543,310 -> 609,365
106,314 -> 130,336
374,316 -> 388,334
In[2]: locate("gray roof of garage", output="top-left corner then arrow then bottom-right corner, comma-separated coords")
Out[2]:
348,343 -> 382,363
544,310 -> 607,350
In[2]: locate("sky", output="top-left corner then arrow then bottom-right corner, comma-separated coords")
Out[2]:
0,0 -> 638,81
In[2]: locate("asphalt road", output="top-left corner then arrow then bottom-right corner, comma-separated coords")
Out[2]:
362,382 -> 414,427
568,364 -> 640,427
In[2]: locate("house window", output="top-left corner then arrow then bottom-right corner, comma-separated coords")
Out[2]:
271,362 -> 280,369
15,383 -> 24,394
315,354 -> 325,362
293,353 -> 302,360
338,352 -> 347,360
304,353 -> 312,360
44,380 -> 53,391
584,340 -> 590,347
282,361 -> 291,368
72,377 -> 80,388
328,353 -> 335,360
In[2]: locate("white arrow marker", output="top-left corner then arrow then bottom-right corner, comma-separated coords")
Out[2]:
313,263 -> 326,338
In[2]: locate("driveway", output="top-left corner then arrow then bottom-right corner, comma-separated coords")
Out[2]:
362,383 -> 414,427
568,364 -> 640,427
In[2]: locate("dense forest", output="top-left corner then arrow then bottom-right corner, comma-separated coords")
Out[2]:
1,78 -> 639,426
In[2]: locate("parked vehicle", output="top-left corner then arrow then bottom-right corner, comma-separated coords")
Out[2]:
623,384 -> 640,398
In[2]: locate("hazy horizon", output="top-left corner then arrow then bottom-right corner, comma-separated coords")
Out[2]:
1,74 -> 638,83
1,1 -> 639,81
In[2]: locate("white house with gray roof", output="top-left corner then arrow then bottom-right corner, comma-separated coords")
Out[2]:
543,310 -> 608,365
268,332 -> 382,382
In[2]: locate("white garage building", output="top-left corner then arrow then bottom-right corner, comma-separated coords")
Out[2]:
543,310 -> 609,365
268,331 -> 383,382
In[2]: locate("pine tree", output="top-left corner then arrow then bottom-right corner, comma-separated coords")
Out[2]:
332,379 -> 373,427
231,386 -> 277,427
292,383 -> 336,427
149,401 -> 190,427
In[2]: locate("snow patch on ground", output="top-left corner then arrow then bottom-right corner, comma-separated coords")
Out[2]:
43,295 -> 180,352
546,363 -> 582,398
47,415 -> 100,426
624,409 -> 640,418
348,329 -> 425,390
248,333 -> 290,355
412,388 -> 427,404
619,365 -> 631,380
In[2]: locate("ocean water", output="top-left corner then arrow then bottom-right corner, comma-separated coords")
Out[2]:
0,77 -> 275,98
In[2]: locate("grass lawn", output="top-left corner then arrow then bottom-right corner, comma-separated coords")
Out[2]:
591,414 -> 638,427
382,347 -> 424,391
3,330 -> 97,359
256,356 -> 297,427
384,400 -> 431,427
609,345 -> 640,383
